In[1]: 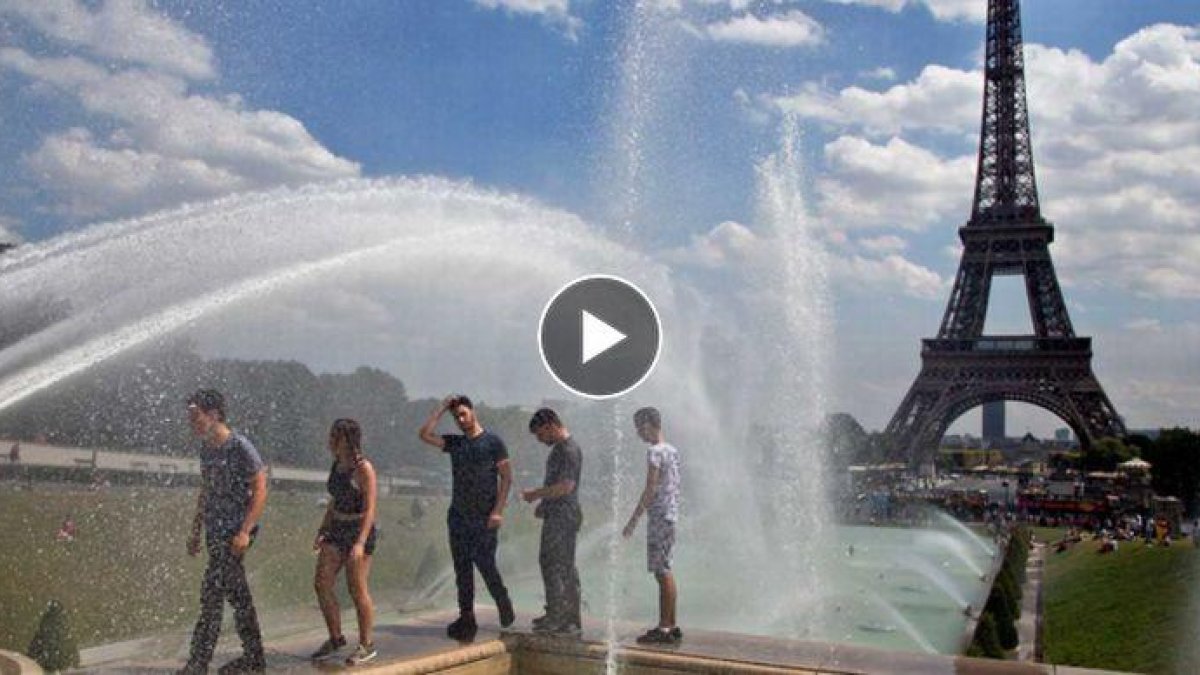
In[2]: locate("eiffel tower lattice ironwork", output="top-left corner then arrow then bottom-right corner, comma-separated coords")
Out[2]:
884,0 -> 1124,464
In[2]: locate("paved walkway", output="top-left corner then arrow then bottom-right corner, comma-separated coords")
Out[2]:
79,608 -> 508,674
1017,540 -> 1046,662
72,602 -> 1135,675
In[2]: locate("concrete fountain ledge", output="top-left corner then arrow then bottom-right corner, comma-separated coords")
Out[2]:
0,650 -> 43,675
507,629 -> 1132,675
69,609 -> 1135,675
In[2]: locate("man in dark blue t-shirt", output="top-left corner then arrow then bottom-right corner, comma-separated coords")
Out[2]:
181,389 -> 268,675
419,394 -> 514,641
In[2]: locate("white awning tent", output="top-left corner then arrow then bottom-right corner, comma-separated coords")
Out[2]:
1118,457 -> 1152,471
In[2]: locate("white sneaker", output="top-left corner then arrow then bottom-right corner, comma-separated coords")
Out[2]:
345,643 -> 377,666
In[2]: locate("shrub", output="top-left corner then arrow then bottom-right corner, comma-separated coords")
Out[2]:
26,600 -> 80,672
997,566 -> 1021,616
988,588 -> 1019,650
972,612 -> 1005,658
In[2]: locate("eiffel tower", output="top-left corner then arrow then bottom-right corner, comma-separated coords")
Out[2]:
884,0 -> 1125,465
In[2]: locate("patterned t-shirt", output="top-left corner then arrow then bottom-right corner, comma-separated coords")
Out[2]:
646,442 -> 680,523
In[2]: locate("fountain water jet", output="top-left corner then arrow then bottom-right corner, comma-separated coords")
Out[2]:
894,553 -> 971,610
0,177 -> 663,413
913,530 -> 989,579
0,168 -> 998,663
932,510 -> 998,558
748,111 -> 836,637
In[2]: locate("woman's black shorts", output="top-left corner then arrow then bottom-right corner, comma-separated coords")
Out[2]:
325,519 -> 378,556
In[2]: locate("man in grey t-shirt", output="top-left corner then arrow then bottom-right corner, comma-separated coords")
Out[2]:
622,406 -> 682,645
180,389 -> 268,675
522,408 -> 583,636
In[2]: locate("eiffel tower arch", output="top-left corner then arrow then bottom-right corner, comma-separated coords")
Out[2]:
884,0 -> 1125,466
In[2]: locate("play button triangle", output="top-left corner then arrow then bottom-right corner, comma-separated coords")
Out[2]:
581,310 -> 626,365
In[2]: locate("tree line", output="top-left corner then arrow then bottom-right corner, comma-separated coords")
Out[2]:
0,341 -> 590,481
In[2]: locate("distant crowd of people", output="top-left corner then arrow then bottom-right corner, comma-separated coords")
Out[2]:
1051,513 -> 1188,555
177,388 -> 683,674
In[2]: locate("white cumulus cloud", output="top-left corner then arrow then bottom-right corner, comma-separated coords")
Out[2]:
668,220 -> 943,300
861,66 -> 897,81
1099,321 -> 1200,430
773,64 -> 979,137
0,0 -> 216,80
0,0 -> 359,221
24,127 -> 247,218
820,0 -> 984,23
702,11 -> 826,48
664,220 -> 766,269
833,253 -> 946,299
471,0 -> 582,39
771,23 -> 1200,299
816,135 -> 974,231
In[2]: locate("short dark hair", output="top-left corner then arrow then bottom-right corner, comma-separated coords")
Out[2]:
634,406 -> 661,430
528,407 -> 562,431
187,389 -> 226,422
447,394 -> 474,410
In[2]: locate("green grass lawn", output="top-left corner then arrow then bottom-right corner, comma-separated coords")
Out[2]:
0,485 -> 455,653
1040,528 -> 1200,674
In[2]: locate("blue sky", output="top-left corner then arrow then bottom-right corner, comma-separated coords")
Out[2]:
1,0 -> 1198,437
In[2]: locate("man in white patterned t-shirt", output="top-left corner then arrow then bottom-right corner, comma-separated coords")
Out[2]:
622,406 -> 682,645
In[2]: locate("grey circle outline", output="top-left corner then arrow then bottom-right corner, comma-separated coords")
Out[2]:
537,274 -> 663,401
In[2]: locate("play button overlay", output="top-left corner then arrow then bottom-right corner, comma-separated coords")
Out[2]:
539,275 -> 662,399
581,311 -> 626,364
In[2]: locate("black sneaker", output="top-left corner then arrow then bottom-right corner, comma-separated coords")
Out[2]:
671,626 -> 683,640
498,597 -> 516,628
309,635 -> 347,660
548,621 -> 583,638
531,613 -> 552,629
216,655 -> 266,674
635,627 -> 679,645
447,614 -> 478,642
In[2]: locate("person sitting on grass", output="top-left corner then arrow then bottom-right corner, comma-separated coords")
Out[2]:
55,514 -> 76,543
311,419 -> 379,667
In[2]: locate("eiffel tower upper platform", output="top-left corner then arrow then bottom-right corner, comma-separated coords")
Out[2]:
884,0 -> 1125,465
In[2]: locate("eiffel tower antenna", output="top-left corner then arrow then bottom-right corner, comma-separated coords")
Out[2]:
884,0 -> 1124,468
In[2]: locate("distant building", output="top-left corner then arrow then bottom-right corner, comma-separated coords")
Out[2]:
982,401 -> 1005,443
1129,428 -> 1162,441
1054,428 -> 1071,442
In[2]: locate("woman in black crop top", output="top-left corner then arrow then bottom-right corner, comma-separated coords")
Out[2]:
310,419 -> 379,666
